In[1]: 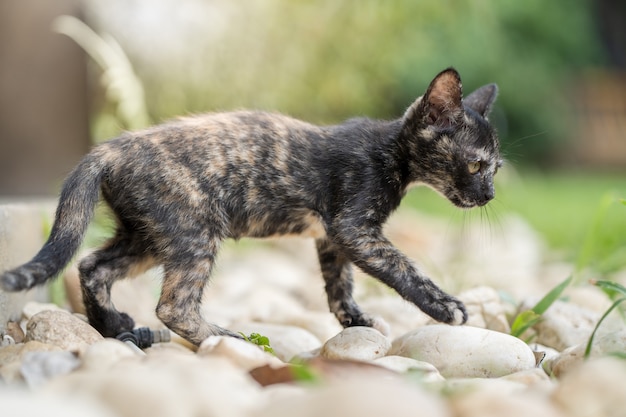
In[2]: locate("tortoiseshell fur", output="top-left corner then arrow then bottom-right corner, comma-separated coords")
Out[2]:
1,68 -> 501,345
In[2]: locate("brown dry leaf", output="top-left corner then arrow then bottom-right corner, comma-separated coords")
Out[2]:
250,356 -> 400,387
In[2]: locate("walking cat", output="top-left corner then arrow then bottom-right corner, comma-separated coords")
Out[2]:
1,68 -> 501,346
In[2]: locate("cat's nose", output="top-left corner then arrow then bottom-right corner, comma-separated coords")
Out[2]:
476,187 -> 494,206
484,188 -> 495,201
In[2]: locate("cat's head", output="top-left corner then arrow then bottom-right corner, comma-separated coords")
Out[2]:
401,68 -> 502,208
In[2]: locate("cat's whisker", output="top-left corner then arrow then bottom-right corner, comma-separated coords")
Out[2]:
502,130 -> 547,164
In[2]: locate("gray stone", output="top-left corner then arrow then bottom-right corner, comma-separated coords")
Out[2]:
20,350 -> 81,388
25,309 -> 103,352
0,340 -> 62,383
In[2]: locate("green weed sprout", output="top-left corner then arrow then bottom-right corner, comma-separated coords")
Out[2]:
240,332 -> 275,355
510,275 -> 572,339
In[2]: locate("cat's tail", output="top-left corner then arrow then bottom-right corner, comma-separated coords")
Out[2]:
0,152 -> 106,292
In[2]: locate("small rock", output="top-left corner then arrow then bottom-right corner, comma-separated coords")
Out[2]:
25,310 -> 103,352
256,377 -> 451,417
565,285 -> 613,315
79,339 -> 141,371
20,351 -> 81,388
373,355 -> 444,382
499,368 -> 554,389
390,324 -> 536,378
0,341 -> 62,383
5,321 -> 25,343
359,296 -> 431,339
458,286 -> 510,333
22,301 -> 64,320
544,329 -> 626,377
440,377 -> 529,397
451,386 -> 566,417
197,335 -> 283,370
289,347 -> 321,363
320,326 -> 390,361
519,299 -> 599,351
231,322 -> 321,362
553,357 -> 626,417
0,388 -> 116,417
271,312 -> 343,343
46,353 -> 263,417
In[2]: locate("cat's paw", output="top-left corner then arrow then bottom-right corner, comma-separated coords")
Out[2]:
337,310 -> 391,336
370,315 -> 391,336
430,296 -> 468,326
448,302 -> 467,325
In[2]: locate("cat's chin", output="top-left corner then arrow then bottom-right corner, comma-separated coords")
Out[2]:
448,196 -> 484,209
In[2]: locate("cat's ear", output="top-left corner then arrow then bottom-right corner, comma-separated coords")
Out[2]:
464,84 -> 498,117
403,68 -> 463,130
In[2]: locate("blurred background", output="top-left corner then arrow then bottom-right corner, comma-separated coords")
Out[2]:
1,0 -> 625,275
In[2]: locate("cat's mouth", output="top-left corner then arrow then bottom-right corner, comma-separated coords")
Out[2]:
448,194 -> 489,209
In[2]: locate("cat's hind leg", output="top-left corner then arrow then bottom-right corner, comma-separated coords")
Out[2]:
156,235 -> 240,346
316,238 -> 389,334
79,230 -> 157,337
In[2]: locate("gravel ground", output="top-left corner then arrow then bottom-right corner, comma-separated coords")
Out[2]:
1,208 -> 625,417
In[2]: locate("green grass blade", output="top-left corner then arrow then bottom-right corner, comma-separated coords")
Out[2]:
510,310 -> 541,338
510,275 -> 572,338
584,297 -> 626,359
591,279 -> 626,298
532,275 -> 572,315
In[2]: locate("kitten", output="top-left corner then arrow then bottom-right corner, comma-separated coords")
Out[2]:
1,68 -> 501,346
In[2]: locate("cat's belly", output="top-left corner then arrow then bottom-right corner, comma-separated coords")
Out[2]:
237,210 -> 327,240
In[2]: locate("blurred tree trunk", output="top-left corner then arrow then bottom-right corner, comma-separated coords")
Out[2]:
0,0 -> 90,196
595,0 -> 626,69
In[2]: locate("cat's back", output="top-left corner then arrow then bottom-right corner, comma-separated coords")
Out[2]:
93,110 -> 327,173
161,110 -> 322,146
103,110 -> 320,147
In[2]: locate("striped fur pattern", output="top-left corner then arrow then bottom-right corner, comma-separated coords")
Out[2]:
1,68 -> 501,345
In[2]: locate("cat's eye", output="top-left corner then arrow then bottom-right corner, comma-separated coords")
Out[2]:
467,161 -> 481,174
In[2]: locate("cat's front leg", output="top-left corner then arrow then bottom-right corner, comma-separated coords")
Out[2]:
316,238 -> 390,334
331,226 -> 467,325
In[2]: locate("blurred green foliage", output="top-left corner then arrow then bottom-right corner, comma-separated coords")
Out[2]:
96,0 -> 604,164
